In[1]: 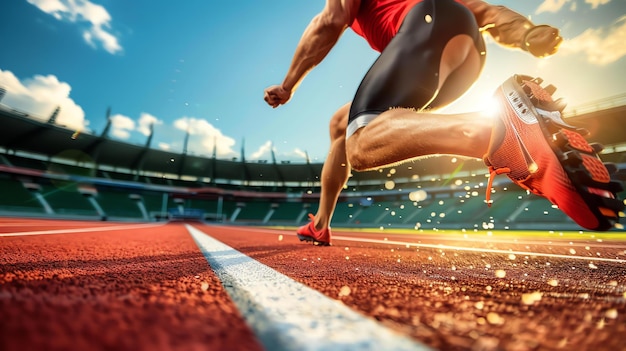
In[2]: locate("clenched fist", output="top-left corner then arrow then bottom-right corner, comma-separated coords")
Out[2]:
264,85 -> 293,108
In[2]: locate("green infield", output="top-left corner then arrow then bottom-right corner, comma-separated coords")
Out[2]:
269,225 -> 626,241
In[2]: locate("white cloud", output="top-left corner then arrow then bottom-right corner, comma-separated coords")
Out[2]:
27,0 -> 122,54
173,117 -> 236,157
292,148 -> 309,161
585,0 -> 610,9
559,16 -> 626,65
536,0 -> 611,13
536,0 -> 571,14
137,112 -> 162,136
110,113 -> 134,139
158,142 -> 171,151
250,141 -> 274,160
0,69 -> 86,130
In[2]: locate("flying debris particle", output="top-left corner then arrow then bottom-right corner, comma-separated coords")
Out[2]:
345,247 -> 350,251
605,308 -> 618,319
588,263 -> 598,269
547,279 -> 559,287
200,282 -> 209,291
486,312 -> 504,325
521,291 -> 543,305
597,318 -> 606,329
569,248 -> 576,255
508,254 -> 516,260
278,235 -> 284,241
485,286 -> 492,292
345,256 -> 350,260
474,301 -> 484,310
409,190 -> 428,202
385,180 -> 395,190
338,285 -> 352,297
495,270 -> 506,278
71,129 -> 81,140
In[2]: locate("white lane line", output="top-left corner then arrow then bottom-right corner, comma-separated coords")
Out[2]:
222,226 -> 626,249
332,236 -> 626,263
0,222 -> 167,237
186,224 -> 432,351
209,226 -> 626,263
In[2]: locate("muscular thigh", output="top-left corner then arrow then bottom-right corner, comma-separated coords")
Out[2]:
348,0 -> 485,126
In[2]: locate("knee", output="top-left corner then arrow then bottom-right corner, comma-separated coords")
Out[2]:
345,133 -> 370,172
329,103 -> 350,141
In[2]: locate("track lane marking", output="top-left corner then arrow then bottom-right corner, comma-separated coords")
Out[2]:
0,222 -> 167,237
186,224 -> 432,351
208,226 -> 626,263
332,236 -> 626,263
216,226 -> 626,248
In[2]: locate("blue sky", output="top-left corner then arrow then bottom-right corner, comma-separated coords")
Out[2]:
1,0 -> 625,163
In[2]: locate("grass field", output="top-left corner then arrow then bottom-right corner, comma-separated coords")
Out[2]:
271,225 -> 626,241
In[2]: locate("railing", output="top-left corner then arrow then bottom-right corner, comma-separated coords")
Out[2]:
564,93 -> 626,117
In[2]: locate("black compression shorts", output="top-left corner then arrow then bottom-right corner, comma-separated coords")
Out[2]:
347,0 -> 486,137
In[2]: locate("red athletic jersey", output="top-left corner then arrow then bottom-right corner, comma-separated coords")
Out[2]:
350,0 -> 465,52
350,0 -> 423,52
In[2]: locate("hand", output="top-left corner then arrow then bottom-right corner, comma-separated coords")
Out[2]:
264,85 -> 292,108
523,25 -> 563,58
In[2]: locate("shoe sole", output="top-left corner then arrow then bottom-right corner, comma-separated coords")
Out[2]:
505,74 -> 624,231
297,234 -> 331,246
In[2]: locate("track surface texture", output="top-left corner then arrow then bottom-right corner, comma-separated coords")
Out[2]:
1,218 -> 625,351
0,219 -> 263,351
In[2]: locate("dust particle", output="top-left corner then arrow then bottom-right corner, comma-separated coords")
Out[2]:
338,285 -> 351,297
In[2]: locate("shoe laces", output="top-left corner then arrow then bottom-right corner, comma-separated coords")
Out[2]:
486,166 -> 511,207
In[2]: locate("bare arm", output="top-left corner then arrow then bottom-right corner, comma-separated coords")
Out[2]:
460,0 -> 562,57
264,0 -> 361,108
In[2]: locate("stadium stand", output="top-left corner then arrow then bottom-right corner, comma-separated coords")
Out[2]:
0,97 -> 625,230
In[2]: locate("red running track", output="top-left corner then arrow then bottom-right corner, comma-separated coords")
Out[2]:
1,218 -> 625,351
0,219 -> 263,351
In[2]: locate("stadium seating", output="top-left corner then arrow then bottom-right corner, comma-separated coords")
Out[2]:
0,176 -> 44,214
1,97 -> 625,230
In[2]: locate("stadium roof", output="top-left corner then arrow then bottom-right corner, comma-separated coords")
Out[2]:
1,102 -> 625,185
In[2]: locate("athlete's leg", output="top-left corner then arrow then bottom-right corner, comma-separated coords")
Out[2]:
312,103 -> 351,231
299,0 -> 485,240
348,35 -> 490,170
345,0 -> 490,171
